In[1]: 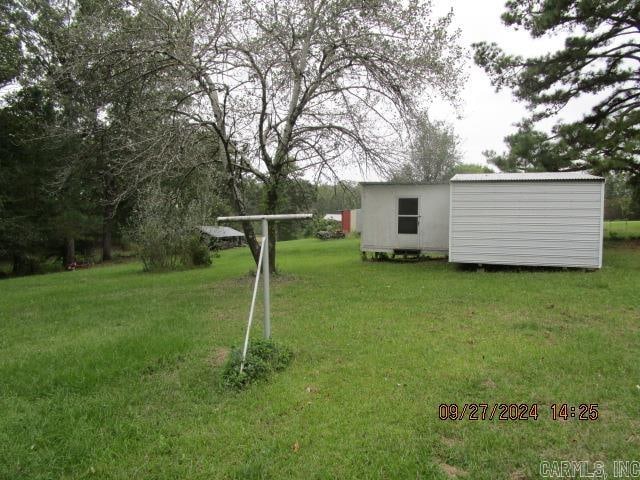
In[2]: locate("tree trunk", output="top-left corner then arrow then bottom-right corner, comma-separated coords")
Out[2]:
241,220 -> 261,265
64,238 -> 75,268
12,253 -> 23,276
102,203 -> 114,262
223,174 -> 261,264
264,180 -> 279,273
268,220 -> 277,274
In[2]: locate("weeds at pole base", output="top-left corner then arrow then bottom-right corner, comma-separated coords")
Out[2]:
221,339 -> 293,390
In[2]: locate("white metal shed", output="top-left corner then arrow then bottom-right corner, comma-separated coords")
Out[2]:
448,172 -> 605,268
323,213 -> 342,222
360,183 -> 449,254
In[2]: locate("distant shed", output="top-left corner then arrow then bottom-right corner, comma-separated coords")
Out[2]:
340,209 -> 362,233
341,209 -> 351,233
323,213 -> 342,222
448,172 -> 605,268
350,209 -> 362,233
199,225 -> 245,247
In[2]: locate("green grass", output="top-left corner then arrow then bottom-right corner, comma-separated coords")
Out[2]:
604,220 -> 640,239
1,239 -> 639,479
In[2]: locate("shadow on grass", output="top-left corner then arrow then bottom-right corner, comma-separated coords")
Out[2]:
454,263 -> 595,273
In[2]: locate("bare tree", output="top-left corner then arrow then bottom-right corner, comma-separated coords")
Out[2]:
90,0 -> 465,271
387,117 -> 461,183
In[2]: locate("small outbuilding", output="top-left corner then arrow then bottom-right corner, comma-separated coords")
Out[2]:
199,225 -> 246,248
360,183 -> 450,254
323,213 -> 342,222
341,209 -> 362,233
448,172 -> 604,268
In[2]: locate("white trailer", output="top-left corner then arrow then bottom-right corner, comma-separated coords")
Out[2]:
448,172 -> 605,268
360,183 -> 449,255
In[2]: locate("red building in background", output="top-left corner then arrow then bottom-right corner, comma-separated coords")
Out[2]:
341,209 -> 351,233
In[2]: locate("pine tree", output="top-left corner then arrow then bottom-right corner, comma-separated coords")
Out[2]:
474,0 -> 640,185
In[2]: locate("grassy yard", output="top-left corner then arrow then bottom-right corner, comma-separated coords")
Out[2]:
604,220 -> 640,239
1,238 -> 639,479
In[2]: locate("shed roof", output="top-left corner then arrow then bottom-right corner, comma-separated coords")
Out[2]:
323,213 -> 342,222
450,172 -> 604,183
360,181 -> 448,186
199,225 -> 245,238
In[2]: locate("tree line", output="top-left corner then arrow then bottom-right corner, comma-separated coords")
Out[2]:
0,0 -> 464,274
2,0 -> 638,276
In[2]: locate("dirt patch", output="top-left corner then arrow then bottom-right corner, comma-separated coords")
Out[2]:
509,470 -> 529,480
440,463 -> 467,478
606,239 -> 640,249
543,330 -> 556,344
482,378 -> 497,389
305,385 -> 319,394
440,436 -> 458,448
210,347 -> 231,366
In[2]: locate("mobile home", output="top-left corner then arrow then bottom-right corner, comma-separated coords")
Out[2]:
360,183 -> 449,254
360,172 -> 605,268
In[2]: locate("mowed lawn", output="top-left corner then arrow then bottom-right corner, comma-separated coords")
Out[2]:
1,239 -> 639,479
604,219 -> 640,239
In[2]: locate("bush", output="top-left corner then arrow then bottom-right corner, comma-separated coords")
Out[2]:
10,254 -> 43,275
221,339 -> 293,390
184,235 -> 212,267
128,185 -> 214,271
303,216 -> 342,237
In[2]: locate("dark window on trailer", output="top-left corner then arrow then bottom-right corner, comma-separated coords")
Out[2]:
398,198 -> 418,234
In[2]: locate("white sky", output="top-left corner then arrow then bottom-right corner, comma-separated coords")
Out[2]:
343,0 -> 594,182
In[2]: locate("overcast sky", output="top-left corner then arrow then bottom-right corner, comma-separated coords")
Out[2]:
345,0 -> 593,182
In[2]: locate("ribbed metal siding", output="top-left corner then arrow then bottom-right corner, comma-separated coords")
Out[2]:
449,181 -> 604,268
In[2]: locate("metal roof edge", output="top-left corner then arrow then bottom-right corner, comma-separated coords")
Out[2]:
449,173 -> 604,183
359,181 -> 449,186
449,178 -> 605,183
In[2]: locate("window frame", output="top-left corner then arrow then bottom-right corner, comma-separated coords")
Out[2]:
397,196 -> 419,235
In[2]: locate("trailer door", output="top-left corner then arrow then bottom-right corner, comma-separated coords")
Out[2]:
396,196 -> 420,250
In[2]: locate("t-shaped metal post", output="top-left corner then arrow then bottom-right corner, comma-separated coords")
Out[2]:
216,214 -> 312,338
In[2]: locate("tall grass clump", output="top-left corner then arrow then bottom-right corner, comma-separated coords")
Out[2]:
221,339 -> 293,390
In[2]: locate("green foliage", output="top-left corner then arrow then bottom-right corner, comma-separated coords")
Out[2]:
128,185 -> 215,272
604,173 -> 637,219
303,216 -> 342,238
9,253 -> 43,276
0,8 -> 21,87
313,182 -> 360,215
451,163 -> 494,175
482,121 -> 572,173
270,174 -> 318,241
185,235 -> 212,267
604,220 -> 640,240
0,0 -> 465,278
221,339 -> 293,390
0,86 -> 103,272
